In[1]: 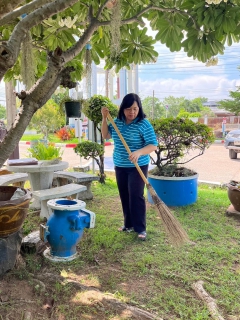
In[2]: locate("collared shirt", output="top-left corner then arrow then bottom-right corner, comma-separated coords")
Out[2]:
108,117 -> 158,167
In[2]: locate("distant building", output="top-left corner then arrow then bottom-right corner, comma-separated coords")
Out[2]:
203,100 -> 234,117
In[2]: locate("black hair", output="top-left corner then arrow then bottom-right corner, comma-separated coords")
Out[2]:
117,93 -> 146,122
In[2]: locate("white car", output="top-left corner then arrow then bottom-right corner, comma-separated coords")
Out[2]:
224,129 -> 240,159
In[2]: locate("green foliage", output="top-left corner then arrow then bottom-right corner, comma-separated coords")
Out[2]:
2,0 -> 240,87
162,96 -> 210,118
150,117 -> 215,175
177,109 -> 201,118
74,140 -> 105,183
0,104 -> 6,119
218,89 -> 240,115
74,140 -> 104,159
83,95 -> 118,125
29,99 -> 65,138
141,96 -> 165,119
27,142 -> 63,160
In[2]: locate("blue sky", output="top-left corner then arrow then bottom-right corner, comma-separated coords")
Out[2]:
138,40 -> 240,102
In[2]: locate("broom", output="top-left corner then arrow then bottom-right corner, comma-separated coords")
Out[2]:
107,113 -> 190,246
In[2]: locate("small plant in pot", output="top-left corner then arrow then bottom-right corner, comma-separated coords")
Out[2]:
28,142 -> 63,164
148,117 -> 215,206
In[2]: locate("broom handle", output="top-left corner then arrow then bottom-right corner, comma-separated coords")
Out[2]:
107,113 -> 149,185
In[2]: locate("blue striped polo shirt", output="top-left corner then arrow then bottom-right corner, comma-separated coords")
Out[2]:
108,117 -> 158,167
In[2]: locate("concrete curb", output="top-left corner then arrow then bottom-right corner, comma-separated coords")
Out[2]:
21,141 -> 114,147
20,140 -> 223,148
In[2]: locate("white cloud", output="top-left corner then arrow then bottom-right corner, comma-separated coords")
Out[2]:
139,75 -> 240,101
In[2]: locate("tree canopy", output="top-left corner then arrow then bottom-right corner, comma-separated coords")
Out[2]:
218,89 -> 240,115
0,0 -> 240,166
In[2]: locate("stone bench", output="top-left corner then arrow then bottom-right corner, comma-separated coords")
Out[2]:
53,171 -> 100,200
0,173 -> 28,188
32,183 -> 87,219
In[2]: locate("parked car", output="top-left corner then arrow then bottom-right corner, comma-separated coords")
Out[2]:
224,129 -> 240,159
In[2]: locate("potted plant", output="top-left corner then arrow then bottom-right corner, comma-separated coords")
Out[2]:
148,117 -> 215,206
59,95 -> 85,119
27,142 -> 63,163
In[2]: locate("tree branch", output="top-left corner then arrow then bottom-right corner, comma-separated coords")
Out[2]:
0,0 -> 54,26
96,0 -> 110,20
192,281 -> 225,320
98,5 -> 199,30
0,0 -> 79,80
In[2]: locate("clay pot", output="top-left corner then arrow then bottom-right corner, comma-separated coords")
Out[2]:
0,186 -> 31,238
227,183 -> 240,212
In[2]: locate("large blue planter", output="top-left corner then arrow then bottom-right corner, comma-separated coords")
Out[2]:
147,173 -> 198,207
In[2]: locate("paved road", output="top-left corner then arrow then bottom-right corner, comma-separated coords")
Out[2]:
18,142 -> 240,184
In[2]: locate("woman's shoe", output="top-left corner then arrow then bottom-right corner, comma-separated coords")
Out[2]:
118,226 -> 134,232
138,231 -> 147,241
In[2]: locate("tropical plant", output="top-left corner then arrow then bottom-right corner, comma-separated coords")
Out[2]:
1,0 -> 240,167
149,117 -> 215,177
74,141 -> 105,183
28,142 -> 63,160
55,126 -> 75,141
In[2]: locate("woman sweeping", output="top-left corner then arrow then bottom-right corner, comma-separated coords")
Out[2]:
101,93 -> 158,241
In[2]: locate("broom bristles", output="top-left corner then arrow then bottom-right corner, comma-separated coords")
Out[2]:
147,184 -> 190,246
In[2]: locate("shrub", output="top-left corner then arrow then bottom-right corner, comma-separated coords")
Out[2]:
149,117 -> 215,176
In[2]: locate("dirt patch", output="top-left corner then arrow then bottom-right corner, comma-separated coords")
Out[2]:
0,257 -> 162,320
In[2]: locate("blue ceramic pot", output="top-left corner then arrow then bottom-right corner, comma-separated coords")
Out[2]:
147,173 -> 198,207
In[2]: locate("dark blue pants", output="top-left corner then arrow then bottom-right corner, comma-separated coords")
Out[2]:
115,165 -> 148,233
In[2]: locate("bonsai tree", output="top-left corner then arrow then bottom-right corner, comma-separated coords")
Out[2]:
74,141 -> 105,183
149,117 -> 215,177
75,95 -> 118,183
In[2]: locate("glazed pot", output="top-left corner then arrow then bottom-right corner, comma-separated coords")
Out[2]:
227,183 -> 240,212
0,186 -> 31,238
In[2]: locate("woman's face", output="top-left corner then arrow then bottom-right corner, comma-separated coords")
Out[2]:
123,101 -> 139,124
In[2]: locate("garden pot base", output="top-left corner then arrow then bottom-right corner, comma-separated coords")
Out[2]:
226,204 -> 240,217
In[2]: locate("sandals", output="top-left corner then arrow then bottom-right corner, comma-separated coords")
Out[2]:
118,227 -> 147,240
138,231 -> 147,241
118,226 -> 134,232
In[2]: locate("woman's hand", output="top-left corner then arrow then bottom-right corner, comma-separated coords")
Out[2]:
129,150 -> 142,163
101,107 -> 109,120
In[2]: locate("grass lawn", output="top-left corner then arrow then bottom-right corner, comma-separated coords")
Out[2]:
1,178 -> 239,320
